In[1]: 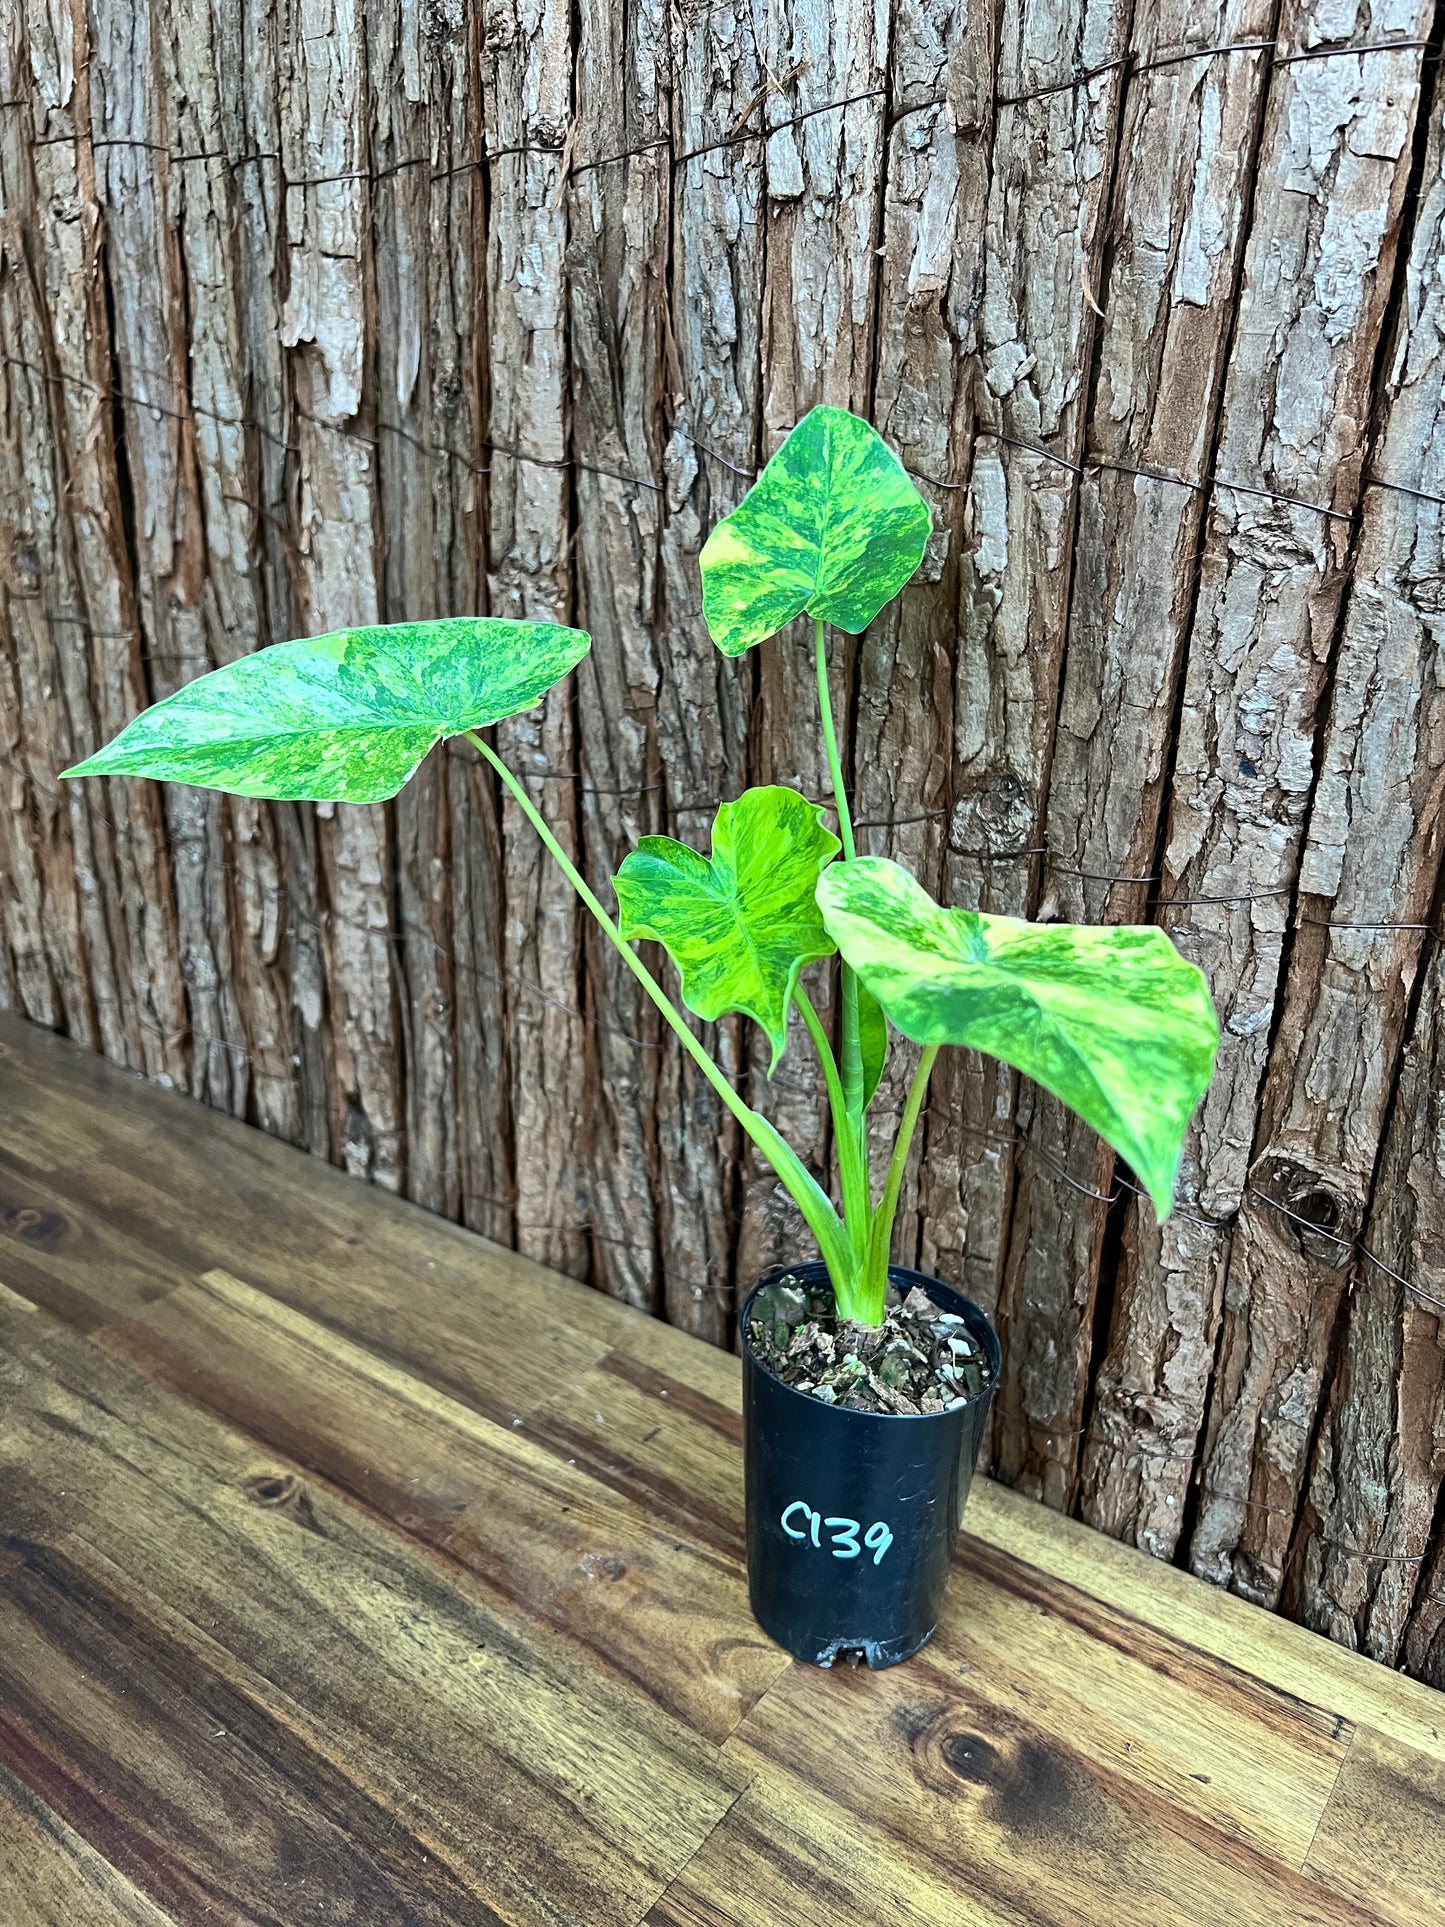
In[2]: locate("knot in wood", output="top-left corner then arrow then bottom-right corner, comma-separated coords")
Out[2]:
243,1470 -> 301,1508
579,1551 -> 628,1582
951,774 -> 1035,857
1256,1159 -> 1360,1269
1,1202 -> 66,1252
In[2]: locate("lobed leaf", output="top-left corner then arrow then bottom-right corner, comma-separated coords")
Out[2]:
614,786 -> 840,1072
62,617 -> 591,803
817,857 -> 1218,1217
699,406 -> 931,657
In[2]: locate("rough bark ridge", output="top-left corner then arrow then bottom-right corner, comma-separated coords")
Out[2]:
1040,0 -> 1284,1539
934,0 -> 1134,1490
1172,8 -> 1432,1603
1282,68 -> 1445,1654
5,0 -> 1445,1679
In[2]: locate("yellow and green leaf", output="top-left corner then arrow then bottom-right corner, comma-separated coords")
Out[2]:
816,857 -> 1218,1217
699,406 -> 931,657
614,786 -> 840,1072
63,617 -> 591,803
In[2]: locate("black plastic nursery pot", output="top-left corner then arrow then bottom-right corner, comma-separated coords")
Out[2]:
740,1261 -> 1001,1670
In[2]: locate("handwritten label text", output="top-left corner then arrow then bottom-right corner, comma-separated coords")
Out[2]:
781,1501 -> 894,1565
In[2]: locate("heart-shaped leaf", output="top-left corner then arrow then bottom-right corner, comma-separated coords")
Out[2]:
62,617 -> 591,803
699,406 -> 931,657
614,786 -> 841,1073
817,857 -> 1218,1217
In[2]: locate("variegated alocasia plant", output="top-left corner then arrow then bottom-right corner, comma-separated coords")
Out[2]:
64,405 -> 1217,1328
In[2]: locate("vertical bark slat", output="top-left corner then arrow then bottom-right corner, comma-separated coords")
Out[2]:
482,0 -> 586,1279
861,0 -> 998,1259
1261,72 -> 1445,1641
163,0 -> 300,1145
89,0 -> 253,1120
1002,0 -> 1280,1537
1298,955 -> 1445,1669
925,0 -> 1132,1486
1130,13 -> 1432,1602
740,0 -> 889,1288
1389,954 -> 1445,1686
368,4 -> 487,1219
567,0 -> 670,1312
2,0 -> 187,1084
653,0 -> 767,1339
278,0 -> 401,1193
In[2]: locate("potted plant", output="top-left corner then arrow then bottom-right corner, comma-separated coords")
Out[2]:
65,406 -> 1217,1670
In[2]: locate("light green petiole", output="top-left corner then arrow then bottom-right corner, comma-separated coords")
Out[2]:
863,1043 -> 939,1319
464,729 -> 859,1299
814,617 -> 856,865
810,616 -> 880,1318
814,620 -> 868,1120
794,986 -> 871,1250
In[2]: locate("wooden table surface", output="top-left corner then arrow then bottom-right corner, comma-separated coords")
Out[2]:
2,1013 -> 1443,1927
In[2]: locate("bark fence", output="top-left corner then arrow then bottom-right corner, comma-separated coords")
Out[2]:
4,0 -> 1445,1677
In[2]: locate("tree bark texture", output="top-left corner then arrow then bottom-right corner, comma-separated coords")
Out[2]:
4,0 -> 1445,1677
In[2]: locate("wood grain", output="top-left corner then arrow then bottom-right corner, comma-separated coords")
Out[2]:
1305,1724 -> 1445,1927
4,1012 -> 1445,1926
0,1761 -> 179,1927
0,1297 -> 746,1927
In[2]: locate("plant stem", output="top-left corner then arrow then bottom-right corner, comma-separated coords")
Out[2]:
814,617 -> 855,862
864,1044 -> 939,1321
794,986 -> 871,1244
815,616 -> 868,1124
464,729 -> 856,1291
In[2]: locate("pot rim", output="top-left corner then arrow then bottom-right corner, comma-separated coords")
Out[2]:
739,1259 -> 1002,1423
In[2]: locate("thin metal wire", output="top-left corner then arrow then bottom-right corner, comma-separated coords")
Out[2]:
994,32 -> 1432,110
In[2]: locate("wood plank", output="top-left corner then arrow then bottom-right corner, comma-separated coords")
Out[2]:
934,1537 -> 1351,1865
965,1478 -> 1445,1766
8,1012 -> 1445,1923
0,1009 -> 736,1388
98,1266 -> 788,1743
8,1004 -> 1445,1759
1305,1725 -> 1445,1926
0,1015 -> 605,1398
0,1294 -> 748,1927
647,1777 -> 1023,1927
657,1628 -> 1375,1927
0,1761 -> 179,1927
